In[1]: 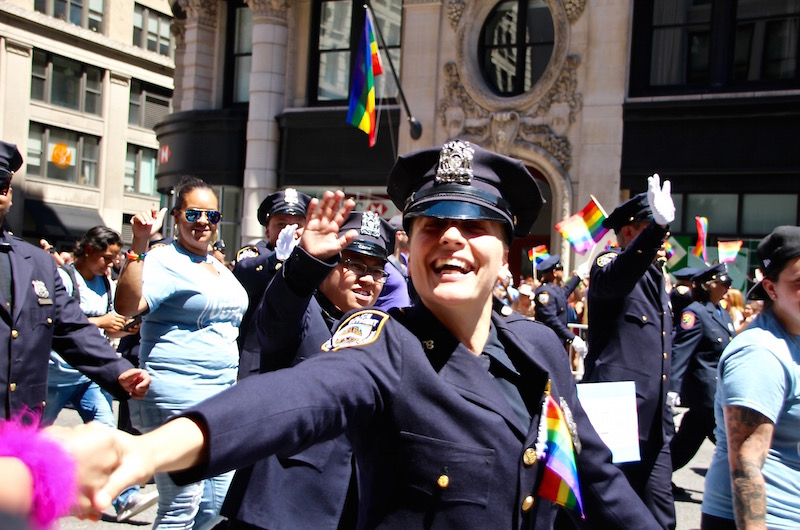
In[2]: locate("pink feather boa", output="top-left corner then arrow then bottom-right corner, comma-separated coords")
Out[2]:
0,414 -> 76,529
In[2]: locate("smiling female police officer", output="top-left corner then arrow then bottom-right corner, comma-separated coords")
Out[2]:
57,141 -> 658,529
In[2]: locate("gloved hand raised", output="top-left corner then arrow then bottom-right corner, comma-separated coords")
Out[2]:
275,224 -> 300,261
647,173 -> 675,226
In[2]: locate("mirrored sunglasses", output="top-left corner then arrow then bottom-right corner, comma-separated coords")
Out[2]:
184,209 -> 221,224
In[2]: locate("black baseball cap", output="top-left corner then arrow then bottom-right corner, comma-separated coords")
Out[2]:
748,226 -> 800,300
257,188 -> 311,226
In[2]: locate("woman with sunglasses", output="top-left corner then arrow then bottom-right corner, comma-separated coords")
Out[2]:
115,176 -> 248,529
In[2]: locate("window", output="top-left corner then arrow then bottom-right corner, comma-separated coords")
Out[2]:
308,0 -> 401,104
31,50 -> 104,115
27,123 -> 100,186
741,194 -> 797,234
631,0 -> 800,96
223,2 -> 253,105
133,3 -> 173,58
34,0 -> 104,32
125,145 -> 158,195
129,80 -> 172,129
479,0 -> 555,96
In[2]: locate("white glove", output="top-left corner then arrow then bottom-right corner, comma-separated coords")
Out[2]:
571,335 -> 587,358
647,173 -> 675,226
667,391 -> 681,411
576,261 -> 590,281
275,224 -> 300,261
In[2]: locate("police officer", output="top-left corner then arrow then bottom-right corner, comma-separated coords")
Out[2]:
61,141 -> 659,529
0,141 -> 150,420
534,254 -> 586,355
669,267 -> 697,329
224,204 -> 392,529
233,188 -> 311,378
583,177 -> 676,529
669,263 -> 734,474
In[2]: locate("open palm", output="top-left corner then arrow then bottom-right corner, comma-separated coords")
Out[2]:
299,190 -> 357,261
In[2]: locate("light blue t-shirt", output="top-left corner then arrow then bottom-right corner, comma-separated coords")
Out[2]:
702,308 -> 800,528
139,242 -> 248,405
48,267 -> 115,387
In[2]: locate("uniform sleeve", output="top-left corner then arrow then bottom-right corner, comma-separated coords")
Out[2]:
670,308 -> 703,393
534,286 -> 573,344
563,274 -> 581,298
719,342 -> 787,423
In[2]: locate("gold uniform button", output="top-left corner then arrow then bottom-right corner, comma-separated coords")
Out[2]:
662,331 -> 666,337
46,317 -> 53,325
437,474 -> 450,489
662,374 -> 667,381
11,329 -> 19,339
9,383 -> 16,392
256,265 -> 263,272
642,316 -> 648,322
522,495 -> 535,512
663,352 -> 668,360
523,448 -> 537,466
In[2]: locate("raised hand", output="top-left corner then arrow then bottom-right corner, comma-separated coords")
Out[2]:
647,173 -> 675,226
275,224 -> 300,261
299,190 -> 357,261
130,207 -> 168,242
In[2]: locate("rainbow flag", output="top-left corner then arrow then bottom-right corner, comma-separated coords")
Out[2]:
718,240 -> 743,263
528,244 -> 549,264
693,216 -> 708,263
346,10 -> 384,147
665,240 -> 675,261
536,384 -> 584,519
555,196 -> 609,255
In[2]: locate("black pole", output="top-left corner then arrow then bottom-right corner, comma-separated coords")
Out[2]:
364,3 -> 422,140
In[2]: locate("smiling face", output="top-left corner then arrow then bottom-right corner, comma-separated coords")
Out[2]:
319,250 -> 385,312
174,188 -> 219,257
408,217 -> 507,317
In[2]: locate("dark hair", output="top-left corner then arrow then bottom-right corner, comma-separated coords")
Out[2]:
74,226 -> 122,257
172,175 -> 217,212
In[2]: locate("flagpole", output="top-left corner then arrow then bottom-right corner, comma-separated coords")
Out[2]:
363,3 -> 422,140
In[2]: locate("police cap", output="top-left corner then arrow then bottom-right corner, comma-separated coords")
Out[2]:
692,263 -> 731,286
748,225 -> 800,300
340,211 -> 393,261
671,267 -> 698,281
537,254 -> 562,273
602,192 -> 653,232
257,188 -> 311,226
387,140 -> 544,242
0,141 -> 23,180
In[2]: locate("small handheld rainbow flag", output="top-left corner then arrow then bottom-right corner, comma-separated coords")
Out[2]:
536,382 -> 584,519
555,196 -> 609,255
346,9 -> 384,147
665,240 -> 675,261
692,216 -> 708,263
528,244 -> 550,264
718,240 -> 743,263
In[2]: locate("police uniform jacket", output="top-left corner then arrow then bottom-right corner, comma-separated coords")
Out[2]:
175,303 -> 659,529
232,240 -> 281,379
583,223 -> 672,464
0,232 -> 133,419
222,247 -> 354,529
669,286 -> 693,329
670,300 -> 734,409
533,275 -> 581,344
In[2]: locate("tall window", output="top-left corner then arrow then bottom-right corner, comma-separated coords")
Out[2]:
31,50 -> 103,115
223,1 -> 253,105
479,0 -> 555,96
133,3 -> 173,58
308,0 -> 401,104
34,0 -> 104,32
630,0 -> 800,96
129,80 -> 172,129
125,145 -> 157,195
27,123 -> 100,187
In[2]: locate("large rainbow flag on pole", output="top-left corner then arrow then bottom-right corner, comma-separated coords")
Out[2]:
692,216 -> 708,263
536,381 -> 584,519
554,196 -> 609,255
346,10 -> 384,147
718,240 -> 743,263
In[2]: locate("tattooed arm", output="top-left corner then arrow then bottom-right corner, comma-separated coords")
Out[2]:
724,405 -> 774,530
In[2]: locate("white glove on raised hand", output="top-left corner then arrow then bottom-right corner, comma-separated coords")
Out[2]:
647,173 -> 675,226
571,335 -> 587,358
667,391 -> 681,413
275,224 -> 300,261
576,261 -> 590,281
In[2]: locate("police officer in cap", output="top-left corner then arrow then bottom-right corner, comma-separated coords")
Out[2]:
60,141 -> 659,529
223,202 -> 392,529
533,254 -> 586,355
0,140 -> 150,420
669,263 -> 734,477
583,175 -> 677,529
233,188 -> 311,378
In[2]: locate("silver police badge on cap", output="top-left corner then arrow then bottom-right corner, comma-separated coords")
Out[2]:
360,211 -> 381,238
284,188 -> 299,205
436,140 -> 474,184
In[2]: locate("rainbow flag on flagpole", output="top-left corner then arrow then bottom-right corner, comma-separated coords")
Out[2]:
346,10 -> 384,147
693,216 -> 708,263
536,381 -> 584,519
718,240 -> 743,263
528,244 -> 550,264
554,196 -> 609,255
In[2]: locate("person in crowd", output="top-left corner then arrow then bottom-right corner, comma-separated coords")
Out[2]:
493,263 -> 518,306
55,140 -> 660,529
701,225 -> 800,530
0,139 -> 150,420
115,176 -> 248,529
512,283 -> 535,318
375,213 -> 412,310
723,287 -> 745,332
669,264 -> 734,492
210,240 -> 229,269
41,226 -> 158,522
233,189 -> 311,379
669,267 -> 697,329
739,299 -> 762,331
39,238 -> 65,266
224,204 -> 391,529
533,255 -> 587,356
583,177 -> 677,529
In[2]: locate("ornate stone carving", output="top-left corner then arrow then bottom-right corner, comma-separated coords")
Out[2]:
178,0 -> 218,27
447,0 -> 466,32
438,56 -> 583,168
170,18 -> 186,47
564,0 -> 586,23
247,0 -> 289,20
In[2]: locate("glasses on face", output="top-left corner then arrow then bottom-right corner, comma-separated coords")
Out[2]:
184,209 -> 221,224
341,258 -> 389,281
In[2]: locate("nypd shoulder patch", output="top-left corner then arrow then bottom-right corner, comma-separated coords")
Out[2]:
680,311 -> 696,330
322,310 -> 390,352
537,291 -> 550,305
596,252 -> 617,268
236,245 -> 260,261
